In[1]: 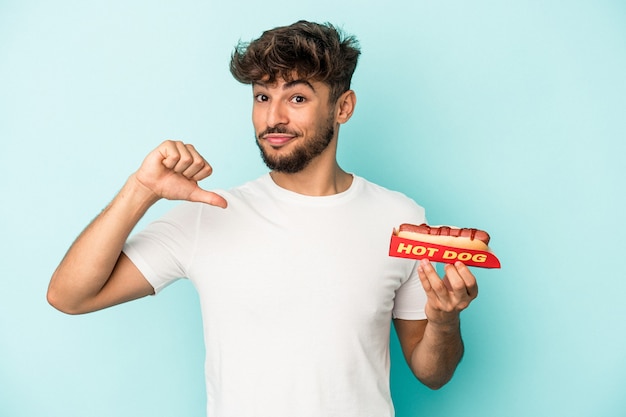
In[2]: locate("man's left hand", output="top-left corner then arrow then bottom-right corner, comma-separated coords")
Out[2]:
417,259 -> 478,326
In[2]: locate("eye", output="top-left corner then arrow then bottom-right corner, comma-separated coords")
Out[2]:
255,94 -> 269,102
290,95 -> 306,104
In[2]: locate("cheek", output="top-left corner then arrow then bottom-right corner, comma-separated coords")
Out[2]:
251,109 -> 264,132
290,111 -> 316,131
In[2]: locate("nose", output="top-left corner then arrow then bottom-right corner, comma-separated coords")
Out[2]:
266,101 -> 288,128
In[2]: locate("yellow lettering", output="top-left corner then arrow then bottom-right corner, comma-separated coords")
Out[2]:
457,252 -> 472,261
412,246 -> 427,256
397,243 -> 413,254
472,254 -> 487,263
443,250 -> 458,259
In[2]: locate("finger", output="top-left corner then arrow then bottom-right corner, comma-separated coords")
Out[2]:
442,263 -> 478,307
159,140 -> 196,173
170,141 -> 195,174
159,140 -> 184,170
441,275 -> 454,292
188,188 -> 228,209
443,263 -> 469,295
188,162 -> 214,181
181,144 -> 213,179
416,261 -> 433,292
454,261 -> 479,299
418,259 -> 448,299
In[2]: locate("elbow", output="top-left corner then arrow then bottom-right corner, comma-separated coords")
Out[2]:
46,286 -> 85,315
46,290 -> 71,314
47,269 -> 89,315
418,374 -> 453,391
413,357 -> 461,390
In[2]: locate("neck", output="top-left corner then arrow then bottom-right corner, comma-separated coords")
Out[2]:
270,165 -> 352,197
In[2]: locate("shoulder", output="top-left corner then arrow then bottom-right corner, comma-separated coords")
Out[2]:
354,176 -> 426,219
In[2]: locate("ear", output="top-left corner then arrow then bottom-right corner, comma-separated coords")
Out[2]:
335,90 -> 356,124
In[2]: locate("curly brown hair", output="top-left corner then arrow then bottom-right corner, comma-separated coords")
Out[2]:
230,20 -> 361,103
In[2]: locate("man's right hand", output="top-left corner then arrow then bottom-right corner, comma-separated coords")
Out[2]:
133,140 -> 228,208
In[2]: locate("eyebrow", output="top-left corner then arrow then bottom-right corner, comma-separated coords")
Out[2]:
254,79 -> 317,93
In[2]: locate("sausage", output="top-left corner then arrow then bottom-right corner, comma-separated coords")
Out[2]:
398,223 -> 490,245
396,223 -> 492,251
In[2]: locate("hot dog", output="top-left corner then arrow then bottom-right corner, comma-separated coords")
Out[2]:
396,223 -> 491,251
390,223 -> 500,268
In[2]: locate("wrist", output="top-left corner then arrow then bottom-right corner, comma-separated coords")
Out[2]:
117,174 -> 161,214
426,314 -> 461,333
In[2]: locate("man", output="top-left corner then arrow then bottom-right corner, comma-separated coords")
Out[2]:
48,20 -> 478,417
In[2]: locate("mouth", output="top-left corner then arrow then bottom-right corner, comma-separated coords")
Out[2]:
262,133 -> 297,147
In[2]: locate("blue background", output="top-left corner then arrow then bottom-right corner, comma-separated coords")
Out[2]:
1,1 -> 625,416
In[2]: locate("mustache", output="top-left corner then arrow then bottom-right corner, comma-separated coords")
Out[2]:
258,126 -> 301,138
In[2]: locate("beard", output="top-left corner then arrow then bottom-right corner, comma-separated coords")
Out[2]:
256,114 -> 336,174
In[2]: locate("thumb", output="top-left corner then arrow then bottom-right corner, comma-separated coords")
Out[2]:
188,187 -> 228,208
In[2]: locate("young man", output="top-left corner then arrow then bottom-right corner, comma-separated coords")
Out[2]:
48,20 -> 478,417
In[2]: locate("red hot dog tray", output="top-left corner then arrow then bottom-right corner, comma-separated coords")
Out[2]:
389,232 -> 501,268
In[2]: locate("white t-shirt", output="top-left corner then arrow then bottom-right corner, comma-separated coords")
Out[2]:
123,174 -> 427,417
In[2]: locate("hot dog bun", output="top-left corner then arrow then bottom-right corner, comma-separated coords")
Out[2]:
396,223 -> 491,251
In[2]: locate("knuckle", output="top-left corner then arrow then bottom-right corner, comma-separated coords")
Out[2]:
441,305 -> 455,314
198,161 -> 213,174
191,158 -> 206,168
179,154 -> 193,165
164,139 -> 181,148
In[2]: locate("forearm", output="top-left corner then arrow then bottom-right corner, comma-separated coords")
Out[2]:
48,175 -> 158,313
409,318 -> 464,390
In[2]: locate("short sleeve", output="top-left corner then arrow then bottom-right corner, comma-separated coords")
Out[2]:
392,263 -> 427,320
123,202 -> 200,294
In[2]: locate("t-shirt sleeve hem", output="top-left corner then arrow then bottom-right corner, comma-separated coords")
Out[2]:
392,310 -> 427,320
122,243 -> 176,295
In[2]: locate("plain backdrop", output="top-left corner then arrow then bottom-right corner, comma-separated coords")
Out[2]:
1,1 -> 625,416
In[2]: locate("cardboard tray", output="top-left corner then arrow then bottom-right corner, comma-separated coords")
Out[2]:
389,233 -> 501,268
